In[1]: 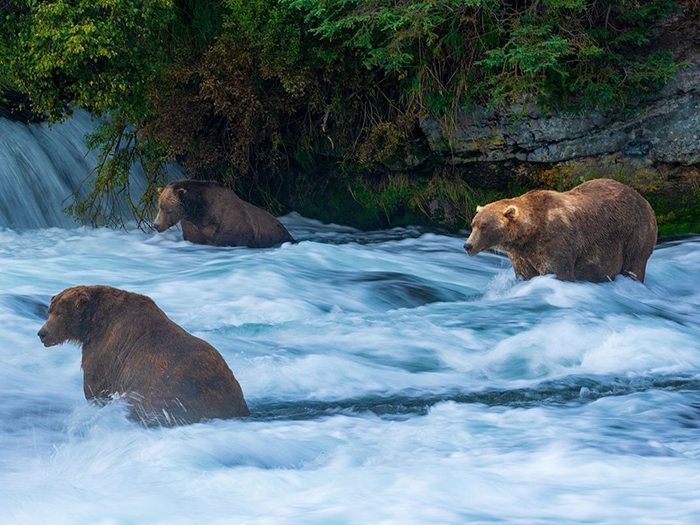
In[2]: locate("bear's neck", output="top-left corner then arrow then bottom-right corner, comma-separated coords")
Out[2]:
182,190 -> 210,229
501,222 -> 534,252
80,305 -> 160,392
80,295 -> 170,360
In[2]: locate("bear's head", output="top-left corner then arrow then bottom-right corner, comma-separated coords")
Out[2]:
37,286 -> 94,347
153,184 -> 188,233
464,202 -> 521,256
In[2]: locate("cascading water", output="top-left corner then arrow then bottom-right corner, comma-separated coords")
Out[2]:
1,114 -> 700,522
0,111 -> 180,229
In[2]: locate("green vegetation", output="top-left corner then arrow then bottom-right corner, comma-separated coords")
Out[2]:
653,191 -> 700,236
0,0 -> 692,232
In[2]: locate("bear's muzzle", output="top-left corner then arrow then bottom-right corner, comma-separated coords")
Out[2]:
153,212 -> 168,233
464,242 -> 475,255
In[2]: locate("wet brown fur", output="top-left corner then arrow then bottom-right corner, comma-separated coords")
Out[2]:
37,286 -> 249,426
464,179 -> 657,282
154,180 -> 294,248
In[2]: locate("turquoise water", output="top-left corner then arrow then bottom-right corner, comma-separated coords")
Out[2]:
1,215 -> 700,523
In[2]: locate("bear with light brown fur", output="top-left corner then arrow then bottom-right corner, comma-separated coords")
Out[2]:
154,179 -> 294,248
464,179 -> 657,282
37,285 -> 249,426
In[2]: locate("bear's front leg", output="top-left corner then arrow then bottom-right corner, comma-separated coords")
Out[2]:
552,259 -> 576,282
534,255 -> 575,282
508,253 -> 540,280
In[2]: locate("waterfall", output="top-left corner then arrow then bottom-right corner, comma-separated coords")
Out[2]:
0,110 -> 182,229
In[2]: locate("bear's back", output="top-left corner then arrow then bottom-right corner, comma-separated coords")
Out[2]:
82,290 -> 249,426
181,180 -> 293,248
562,178 -> 656,238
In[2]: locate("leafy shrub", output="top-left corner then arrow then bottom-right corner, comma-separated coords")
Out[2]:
0,0 -> 685,227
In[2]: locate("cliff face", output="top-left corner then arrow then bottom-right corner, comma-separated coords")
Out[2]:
420,62 -> 700,167
418,12 -> 700,208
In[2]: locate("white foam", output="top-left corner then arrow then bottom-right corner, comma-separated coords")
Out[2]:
1,224 -> 700,522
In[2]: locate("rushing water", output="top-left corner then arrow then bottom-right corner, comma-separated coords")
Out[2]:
2,112 -> 700,523
1,212 -> 699,523
0,110 -> 181,229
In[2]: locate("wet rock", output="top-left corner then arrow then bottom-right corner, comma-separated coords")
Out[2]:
419,57 -> 700,167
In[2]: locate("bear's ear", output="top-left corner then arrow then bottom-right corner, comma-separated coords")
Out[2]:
176,187 -> 187,198
503,205 -> 519,221
157,187 -> 163,195
72,289 -> 91,309
476,205 -> 484,214
47,294 -> 57,313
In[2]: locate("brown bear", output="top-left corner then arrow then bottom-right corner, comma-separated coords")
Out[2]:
154,179 -> 294,248
37,285 -> 249,426
464,178 -> 657,282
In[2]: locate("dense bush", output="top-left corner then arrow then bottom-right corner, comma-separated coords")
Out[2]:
0,0 -> 684,227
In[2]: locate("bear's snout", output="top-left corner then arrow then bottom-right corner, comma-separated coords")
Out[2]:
153,211 -> 168,233
37,325 -> 60,347
464,240 -> 481,256
37,327 -> 55,346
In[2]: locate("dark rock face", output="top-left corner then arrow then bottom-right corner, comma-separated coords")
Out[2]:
419,61 -> 700,167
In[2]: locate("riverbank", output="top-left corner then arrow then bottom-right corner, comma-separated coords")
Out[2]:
1,104 -> 697,236
246,166 -> 700,236
3,0 -> 697,235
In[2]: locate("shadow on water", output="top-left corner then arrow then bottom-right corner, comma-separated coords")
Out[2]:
2,294 -> 49,320
351,271 -> 467,307
283,212 -> 465,246
249,375 -> 700,421
656,234 -> 700,249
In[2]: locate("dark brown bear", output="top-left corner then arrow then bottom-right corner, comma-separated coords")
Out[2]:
464,179 -> 657,282
37,285 -> 249,426
154,179 -> 294,248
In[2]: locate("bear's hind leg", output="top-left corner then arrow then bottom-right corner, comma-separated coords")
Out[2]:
621,257 -> 647,283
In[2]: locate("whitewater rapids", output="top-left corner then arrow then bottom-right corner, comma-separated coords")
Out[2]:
1,215 -> 700,522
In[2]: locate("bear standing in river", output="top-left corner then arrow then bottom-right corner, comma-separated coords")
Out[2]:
37,285 -> 249,426
464,179 -> 657,282
154,179 -> 294,248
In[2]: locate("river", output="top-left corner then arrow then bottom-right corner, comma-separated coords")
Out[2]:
2,115 -> 700,523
